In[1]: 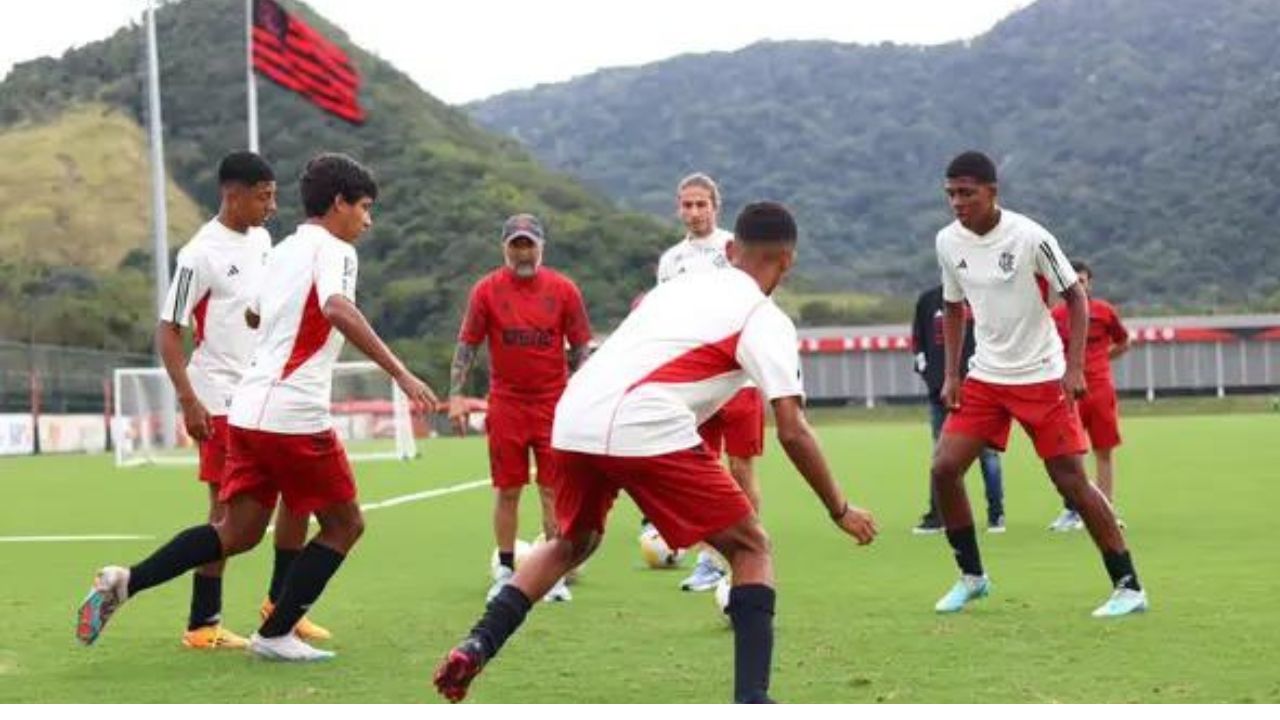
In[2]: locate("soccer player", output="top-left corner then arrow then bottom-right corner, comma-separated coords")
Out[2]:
929,151 -> 1146,618
910,284 -> 1005,534
653,172 -> 769,593
433,202 -> 878,704
76,153 -> 438,660
157,151 -> 330,650
1047,260 -> 1132,530
447,213 -> 593,603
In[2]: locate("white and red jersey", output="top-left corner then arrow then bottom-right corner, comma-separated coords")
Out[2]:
553,268 -> 803,457
655,228 -> 733,284
937,208 -> 1078,385
229,224 -> 358,435
160,218 -> 271,415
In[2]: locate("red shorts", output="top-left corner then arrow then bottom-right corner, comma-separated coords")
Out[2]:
197,416 -> 229,484
554,446 -> 755,550
1077,379 -> 1122,450
942,377 -> 1088,459
485,396 -> 559,490
699,387 -> 765,458
219,426 -> 356,515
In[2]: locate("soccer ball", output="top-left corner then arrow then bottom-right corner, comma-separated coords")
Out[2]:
638,526 -> 686,569
713,576 -> 732,623
489,539 -> 533,578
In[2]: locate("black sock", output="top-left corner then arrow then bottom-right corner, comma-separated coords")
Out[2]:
945,525 -> 984,576
1102,550 -> 1141,591
498,551 -> 515,571
269,548 -> 300,603
259,541 -> 345,638
640,516 -> 651,528
187,573 -> 223,630
727,584 -> 775,704
468,584 -> 533,661
127,525 -> 223,597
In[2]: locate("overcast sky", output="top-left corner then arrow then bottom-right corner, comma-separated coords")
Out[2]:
0,0 -> 1032,104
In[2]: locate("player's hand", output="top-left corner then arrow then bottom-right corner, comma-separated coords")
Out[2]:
940,376 -> 961,410
396,371 -> 439,415
1063,367 -> 1087,400
179,396 -> 213,441
833,503 -> 878,545
447,395 -> 470,436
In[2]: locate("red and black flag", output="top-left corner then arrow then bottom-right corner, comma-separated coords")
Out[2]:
252,0 -> 366,124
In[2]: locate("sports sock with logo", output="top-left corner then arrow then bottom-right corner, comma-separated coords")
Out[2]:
727,584 -> 775,704
259,541 -> 345,638
128,524 -> 223,597
468,584 -> 533,660
268,547 -> 300,603
188,572 -> 223,630
945,525 -> 984,576
1102,550 -> 1141,591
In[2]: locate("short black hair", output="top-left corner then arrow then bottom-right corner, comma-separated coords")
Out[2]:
300,153 -> 378,218
1072,259 -> 1093,277
218,151 -> 274,186
945,151 -> 997,183
733,201 -> 797,246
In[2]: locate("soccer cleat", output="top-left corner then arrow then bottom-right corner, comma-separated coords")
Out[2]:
487,565 -> 514,602
987,514 -> 1006,534
182,624 -> 250,650
248,631 -> 335,661
1048,509 -> 1083,532
1091,587 -> 1148,618
679,552 -> 727,592
76,566 -> 130,645
433,638 -> 487,703
543,576 -> 572,603
260,599 -> 332,641
934,574 -> 990,613
912,513 -> 944,535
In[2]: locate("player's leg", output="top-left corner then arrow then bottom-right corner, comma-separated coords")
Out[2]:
256,500 -> 361,643
705,516 -> 775,704
532,432 -> 574,601
914,398 -> 947,534
261,507 -> 332,641
182,484 -> 248,648
978,447 -> 1005,532
1094,447 -> 1115,502
487,402 -> 529,596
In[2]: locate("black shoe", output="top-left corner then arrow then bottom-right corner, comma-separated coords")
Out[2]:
912,513 -> 944,535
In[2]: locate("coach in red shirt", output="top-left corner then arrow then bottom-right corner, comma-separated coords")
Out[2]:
448,214 -> 593,603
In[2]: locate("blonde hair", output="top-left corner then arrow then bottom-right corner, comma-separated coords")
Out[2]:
677,172 -> 721,209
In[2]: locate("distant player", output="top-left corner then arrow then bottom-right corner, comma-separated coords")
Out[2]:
448,214 -> 593,603
156,150 -> 329,648
910,284 -> 1005,534
652,172 -> 768,593
1047,260 -> 1132,530
433,202 -> 878,704
77,153 -> 438,660
929,151 -> 1146,618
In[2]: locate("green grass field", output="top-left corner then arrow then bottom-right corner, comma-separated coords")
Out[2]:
2,411 -> 1278,703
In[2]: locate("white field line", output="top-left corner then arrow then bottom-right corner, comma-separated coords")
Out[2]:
1,478 -> 490,543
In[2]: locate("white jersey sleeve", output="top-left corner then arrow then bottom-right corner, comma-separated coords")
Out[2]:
736,302 -> 805,401
316,239 -> 358,305
160,246 -> 208,326
1031,228 -> 1078,294
937,232 -> 965,303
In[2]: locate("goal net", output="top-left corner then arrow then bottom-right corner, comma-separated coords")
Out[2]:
112,361 -> 418,467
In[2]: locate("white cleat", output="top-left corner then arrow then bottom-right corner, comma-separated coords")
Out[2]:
249,631 -> 335,661
1048,510 -> 1083,532
76,565 -> 130,645
680,551 -> 727,592
1091,587 -> 1149,618
543,576 -> 573,603
486,565 -> 514,602
934,574 -> 991,613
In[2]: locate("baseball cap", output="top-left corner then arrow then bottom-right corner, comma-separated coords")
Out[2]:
500,213 -> 545,245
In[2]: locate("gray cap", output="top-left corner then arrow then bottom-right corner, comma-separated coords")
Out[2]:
500,213 -> 545,245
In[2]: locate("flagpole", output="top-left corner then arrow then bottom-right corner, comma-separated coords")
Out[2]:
145,0 -> 177,447
246,0 -> 259,152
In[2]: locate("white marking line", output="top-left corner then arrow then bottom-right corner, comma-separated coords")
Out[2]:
0,535 -> 154,543
359,478 -> 490,511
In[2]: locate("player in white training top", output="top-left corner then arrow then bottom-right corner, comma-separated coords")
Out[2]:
434,202 -> 878,705
155,151 -> 329,650
77,154 -> 438,661
928,151 -> 1146,619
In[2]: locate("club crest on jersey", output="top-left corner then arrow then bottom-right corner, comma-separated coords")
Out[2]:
998,251 -> 1015,274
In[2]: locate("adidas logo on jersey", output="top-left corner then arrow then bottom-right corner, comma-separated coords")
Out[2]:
957,259 -> 968,270
227,265 -> 240,277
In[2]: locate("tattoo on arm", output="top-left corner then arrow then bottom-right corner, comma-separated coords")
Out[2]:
450,343 -> 478,396
568,344 -> 591,373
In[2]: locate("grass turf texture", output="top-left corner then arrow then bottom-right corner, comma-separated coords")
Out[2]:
1,411 -> 1277,703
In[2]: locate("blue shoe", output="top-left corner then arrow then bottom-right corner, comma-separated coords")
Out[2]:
934,574 -> 990,613
1091,587 -> 1148,618
76,566 -> 129,645
679,552 -> 726,592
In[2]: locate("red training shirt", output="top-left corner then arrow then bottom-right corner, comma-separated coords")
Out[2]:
1052,297 -> 1129,384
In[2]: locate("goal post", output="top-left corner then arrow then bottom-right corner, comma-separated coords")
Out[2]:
112,361 -> 418,468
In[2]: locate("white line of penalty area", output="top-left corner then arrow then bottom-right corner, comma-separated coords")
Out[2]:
0,478 -> 491,543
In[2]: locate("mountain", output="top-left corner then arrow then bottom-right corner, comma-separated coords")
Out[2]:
469,0 -> 1280,311
0,0 -> 670,379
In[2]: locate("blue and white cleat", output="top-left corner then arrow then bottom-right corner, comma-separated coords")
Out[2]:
934,574 -> 990,613
76,565 -> 130,645
1091,587 -> 1148,618
679,551 -> 727,592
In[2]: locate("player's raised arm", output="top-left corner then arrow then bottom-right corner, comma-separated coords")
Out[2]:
321,294 -> 437,413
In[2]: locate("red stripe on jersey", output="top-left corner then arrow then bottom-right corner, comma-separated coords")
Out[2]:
627,332 -> 742,391
191,290 -> 212,347
1035,274 -> 1051,305
281,283 -> 331,380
